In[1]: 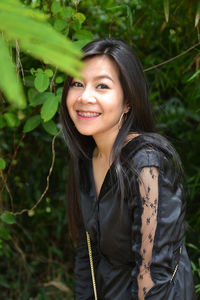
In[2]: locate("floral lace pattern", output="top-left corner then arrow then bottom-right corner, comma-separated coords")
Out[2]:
137,167 -> 159,300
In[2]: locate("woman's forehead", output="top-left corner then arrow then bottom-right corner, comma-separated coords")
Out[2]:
81,55 -> 119,80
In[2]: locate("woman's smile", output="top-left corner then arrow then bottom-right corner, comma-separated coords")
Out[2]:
77,110 -> 102,120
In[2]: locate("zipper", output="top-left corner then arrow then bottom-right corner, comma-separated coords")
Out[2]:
170,245 -> 182,282
86,231 -> 98,300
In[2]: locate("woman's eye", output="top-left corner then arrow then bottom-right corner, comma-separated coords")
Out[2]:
71,81 -> 83,87
97,83 -> 109,89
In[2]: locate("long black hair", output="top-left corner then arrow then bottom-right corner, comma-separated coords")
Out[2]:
60,38 -> 182,239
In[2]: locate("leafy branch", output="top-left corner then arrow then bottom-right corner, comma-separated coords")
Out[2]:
0,0 -> 83,109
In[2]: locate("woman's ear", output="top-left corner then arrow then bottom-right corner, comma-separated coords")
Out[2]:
123,102 -> 131,114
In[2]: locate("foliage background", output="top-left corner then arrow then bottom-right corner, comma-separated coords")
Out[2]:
0,0 -> 200,299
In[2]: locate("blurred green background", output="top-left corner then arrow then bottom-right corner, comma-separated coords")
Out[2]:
0,0 -> 200,299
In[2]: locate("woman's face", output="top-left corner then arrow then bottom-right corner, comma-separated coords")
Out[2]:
66,55 -> 128,140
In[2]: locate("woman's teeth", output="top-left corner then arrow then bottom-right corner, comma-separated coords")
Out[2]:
78,111 -> 101,117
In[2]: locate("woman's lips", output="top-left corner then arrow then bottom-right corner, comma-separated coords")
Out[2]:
77,111 -> 101,120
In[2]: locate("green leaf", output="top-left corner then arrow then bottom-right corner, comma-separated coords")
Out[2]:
36,68 -> 43,73
29,92 -> 54,107
54,18 -> 67,31
73,39 -> 92,49
55,76 -> 64,84
34,72 -> 50,93
0,115 -> 6,129
0,226 -> 10,240
196,284 -> 200,293
44,69 -> 54,78
186,243 -> 199,251
187,70 -> 200,82
126,5 -> 133,27
71,19 -> 81,31
163,0 -> 169,22
74,30 -> 94,41
51,1 -> 61,14
0,0 -> 47,21
56,87 -> 63,96
106,6 -> 122,11
23,115 -> 41,133
42,120 -> 58,135
23,41 -> 82,78
3,112 -> 20,127
0,36 -> 26,109
62,6 -> 75,19
0,158 -> 6,170
28,88 -> 38,105
0,212 -> 16,225
30,67 -> 36,75
73,12 -> 86,25
41,94 -> 59,122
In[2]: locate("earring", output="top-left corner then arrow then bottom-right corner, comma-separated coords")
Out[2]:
118,112 -> 125,130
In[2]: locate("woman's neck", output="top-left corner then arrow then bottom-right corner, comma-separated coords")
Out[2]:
93,131 -> 118,163
93,131 -> 140,162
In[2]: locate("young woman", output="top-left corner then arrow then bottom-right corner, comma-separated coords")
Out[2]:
60,39 -> 196,300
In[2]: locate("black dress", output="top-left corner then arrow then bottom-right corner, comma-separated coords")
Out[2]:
74,135 -> 196,300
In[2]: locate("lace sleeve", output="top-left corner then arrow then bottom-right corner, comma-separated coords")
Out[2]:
137,167 -> 159,300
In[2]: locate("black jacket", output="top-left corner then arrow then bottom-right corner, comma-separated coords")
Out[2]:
74,135 -> 196,300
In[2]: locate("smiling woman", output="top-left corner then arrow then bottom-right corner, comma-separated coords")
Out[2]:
60,39 -> 196,300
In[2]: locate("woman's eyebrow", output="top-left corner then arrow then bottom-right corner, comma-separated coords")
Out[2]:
93,75 -> 114,82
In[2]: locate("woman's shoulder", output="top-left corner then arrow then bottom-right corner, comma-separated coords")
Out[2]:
124,132 -> 174,156
123,132 -> 178,171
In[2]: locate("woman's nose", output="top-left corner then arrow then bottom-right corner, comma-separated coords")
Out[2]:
79,86 -> 96,104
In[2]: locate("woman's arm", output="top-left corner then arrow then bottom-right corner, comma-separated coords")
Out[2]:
130,148 -> 188,300
137,166 -> 159,299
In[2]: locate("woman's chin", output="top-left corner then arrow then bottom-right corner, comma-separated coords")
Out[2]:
76,128 -> 94,136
